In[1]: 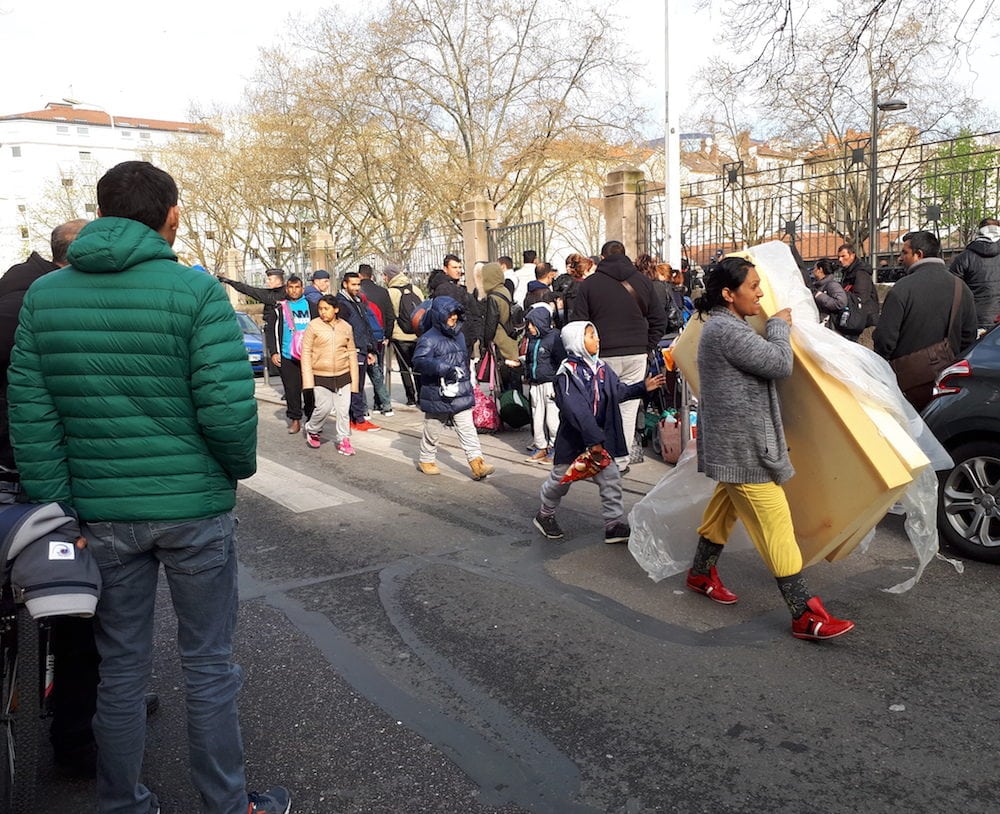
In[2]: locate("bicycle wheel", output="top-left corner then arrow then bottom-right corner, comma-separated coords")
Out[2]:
11,609 -> 43,814
0,613 -> 15,812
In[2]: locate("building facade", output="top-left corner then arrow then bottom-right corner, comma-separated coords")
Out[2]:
0,102 -> 212,268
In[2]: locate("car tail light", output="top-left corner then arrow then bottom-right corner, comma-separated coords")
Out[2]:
931,359 -> 971,397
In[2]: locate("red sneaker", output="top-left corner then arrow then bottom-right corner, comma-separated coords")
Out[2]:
686,566 -> 738,604
791,597 -> 855,641
350,419 -> 381,432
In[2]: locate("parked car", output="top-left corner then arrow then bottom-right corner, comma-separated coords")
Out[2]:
921,325 -> 1000,562
234,311 -> 265,376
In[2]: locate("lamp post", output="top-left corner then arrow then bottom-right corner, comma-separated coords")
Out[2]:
868,94 -> 907,263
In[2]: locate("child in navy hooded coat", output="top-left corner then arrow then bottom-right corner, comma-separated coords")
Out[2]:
532,321 -> 664,543
523,303 -> 565,462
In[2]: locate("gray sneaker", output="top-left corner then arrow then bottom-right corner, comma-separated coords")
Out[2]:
533,512 -> 564,540
248,786 -> 292,814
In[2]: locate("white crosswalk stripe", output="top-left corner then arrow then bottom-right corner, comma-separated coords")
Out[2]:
241,456 -> 363,512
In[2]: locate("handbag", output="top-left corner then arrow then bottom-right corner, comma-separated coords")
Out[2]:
889,278 -> 962,408
281,301 -> 306,359
472,350 -> 502,432
835,291 -> 866,336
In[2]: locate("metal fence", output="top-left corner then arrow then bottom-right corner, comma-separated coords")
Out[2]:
487,221 -> 547,264
643,131 -> 1000,270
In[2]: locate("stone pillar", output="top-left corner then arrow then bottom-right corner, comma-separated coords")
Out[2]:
603,165 -> 645,260
221,248 -> 243,309
461,198 -> 495,276
310,229 -> 336,273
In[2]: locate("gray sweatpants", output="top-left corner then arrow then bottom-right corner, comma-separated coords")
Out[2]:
539,462 -> 624,523
305,383 -> 351,442
420,408 -> 483,463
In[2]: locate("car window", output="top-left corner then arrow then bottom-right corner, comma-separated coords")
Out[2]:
234,312 -> 261,334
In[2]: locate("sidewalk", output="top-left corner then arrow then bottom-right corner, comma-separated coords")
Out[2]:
254,369 -> 674,491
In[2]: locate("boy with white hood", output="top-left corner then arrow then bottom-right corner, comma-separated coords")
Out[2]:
533,321 -> 664,543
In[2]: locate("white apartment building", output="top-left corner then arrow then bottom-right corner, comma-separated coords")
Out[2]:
0,102 -> 212,269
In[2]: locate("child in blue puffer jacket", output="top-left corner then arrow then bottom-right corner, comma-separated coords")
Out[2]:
412,297 -> 496,481
523,303 -> 565,463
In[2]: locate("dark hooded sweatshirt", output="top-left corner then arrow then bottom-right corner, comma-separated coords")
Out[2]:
570,253 -> 667,355
524,305 -> 565,384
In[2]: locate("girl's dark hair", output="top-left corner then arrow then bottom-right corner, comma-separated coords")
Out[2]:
318,294 -> 339,309
693,257 -> 755,316
634,254 -> 659,279
814,258 -> 835,277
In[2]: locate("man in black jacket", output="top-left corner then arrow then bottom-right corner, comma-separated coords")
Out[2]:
571,241 -> 667,469
950,217 -> 1000,330
428,254 -> 482,358
837,243 -> 880,344
337,272 -> 382,431
875,231 -> 977,409
1,219 -> 100,774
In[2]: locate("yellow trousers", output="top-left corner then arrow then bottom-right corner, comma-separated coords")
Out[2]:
697,481 -> 802,578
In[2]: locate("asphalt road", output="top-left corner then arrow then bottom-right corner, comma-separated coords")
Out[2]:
39,383 -> 1000,814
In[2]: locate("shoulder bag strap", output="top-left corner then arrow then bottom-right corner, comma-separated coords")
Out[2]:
620,277 -> 648,317
945,277 -> 962,345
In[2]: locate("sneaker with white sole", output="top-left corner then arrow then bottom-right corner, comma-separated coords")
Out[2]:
533,512 -> 564,540
604,522 -> 631,544
337,438 -> 356,456
305,432 -> 321,449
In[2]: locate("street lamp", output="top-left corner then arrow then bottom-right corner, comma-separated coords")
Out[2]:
868,94 -> 907,264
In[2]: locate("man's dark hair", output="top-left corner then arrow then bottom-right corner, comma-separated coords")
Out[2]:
358,263 -> 374,278
319,294 -> 339,309
837,243 -> 856,255
979,217 -> 1000,228
50,219 -> 87,265
286,275 -> 303,285
903,230 -> 941,258
443,254 -> 461,267
498,255 -> 513,269
600,241 -> 626,258
522,250 -> 537,264
535,262 -> 554,281
265,268 -> 285,279
96,161 -> 178,232
341,271 -> 361,287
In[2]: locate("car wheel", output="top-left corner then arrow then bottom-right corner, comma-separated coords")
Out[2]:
938,440 -> 1000,563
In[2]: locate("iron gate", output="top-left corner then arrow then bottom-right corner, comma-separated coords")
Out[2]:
487,220 -> 547,263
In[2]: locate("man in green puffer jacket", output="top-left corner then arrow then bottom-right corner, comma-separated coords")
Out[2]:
7,162 -> 290,814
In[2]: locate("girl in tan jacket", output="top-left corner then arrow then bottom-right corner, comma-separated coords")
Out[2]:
301,294 -> 360,454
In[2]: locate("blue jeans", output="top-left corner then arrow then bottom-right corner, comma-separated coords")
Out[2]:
85,512 -> 247,814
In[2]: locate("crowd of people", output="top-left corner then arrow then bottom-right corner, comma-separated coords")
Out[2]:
1,153 -> 998,810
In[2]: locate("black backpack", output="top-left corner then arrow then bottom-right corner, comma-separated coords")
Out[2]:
484,291 -> 524,341
392,284 -> 422,335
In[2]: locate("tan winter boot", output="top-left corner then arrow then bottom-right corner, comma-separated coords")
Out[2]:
469,457 -> 495,481
418,461 -> 441,475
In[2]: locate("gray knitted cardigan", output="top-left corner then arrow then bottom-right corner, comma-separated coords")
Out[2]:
696,306 -> 795,485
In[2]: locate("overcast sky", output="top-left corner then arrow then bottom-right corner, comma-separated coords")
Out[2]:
0,1 -> 706,128
1,1 -> 996,134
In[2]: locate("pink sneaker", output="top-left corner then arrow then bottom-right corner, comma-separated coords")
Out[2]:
305,432 -> 321,449
337,438 -> 356,456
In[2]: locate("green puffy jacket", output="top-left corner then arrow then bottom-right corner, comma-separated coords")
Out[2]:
8,217 -> 257,522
